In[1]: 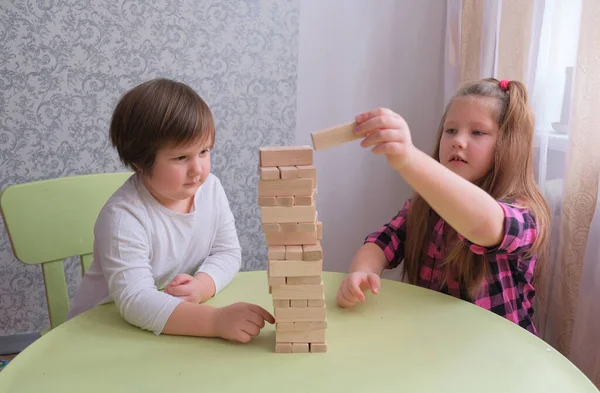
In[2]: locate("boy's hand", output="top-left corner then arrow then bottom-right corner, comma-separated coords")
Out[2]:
165,274 -> 205,303
213,302 -> 275,343
354,107 -> 417,171
336,271 -> 381,308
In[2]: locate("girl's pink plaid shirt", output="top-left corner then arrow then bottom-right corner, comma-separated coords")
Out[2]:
365,199 -> 539,335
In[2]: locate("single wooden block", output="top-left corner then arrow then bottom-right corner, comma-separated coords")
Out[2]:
259,146 -> 313,167
276,322 -> 295,331
262,222 -> 280,233
285,245 -> 303,260
268,276 -> 286,286
296,165 -> 316,181
268,260 -> 322,277
295,188 -> 316,206
258,197 -> 276,207
275,196 -> 294,207
310,121 -> 360,151
265,231 -> 318,246
292,343 -> 309,353
310,342 -> 327,353
273,299 -> 290,308
279,221 -> 317,233
268,246 -> 286,260
260,167 -> 280,180
271,284 -> 324,300
261,206 -> 316,224
275,306 -> 327,322
290,299 -> 308,308
258,178 -> 314,197
308,298 -> 326,307
276,329 -> 326,343
303,242 -> 323,261
275,343 -> 293,353
278,166 -> 299,180
317,221 -> 322,240
286,276 -> 322,285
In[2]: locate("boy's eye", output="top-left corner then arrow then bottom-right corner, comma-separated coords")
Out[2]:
199,149 -> 210,155
175,156 -> 187,161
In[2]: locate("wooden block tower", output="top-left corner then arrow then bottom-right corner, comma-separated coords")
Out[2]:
258,145 -> 326,353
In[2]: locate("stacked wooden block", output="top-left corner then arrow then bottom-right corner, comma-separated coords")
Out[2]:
258,145 -> 327,353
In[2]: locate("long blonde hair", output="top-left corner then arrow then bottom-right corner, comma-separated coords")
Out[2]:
404,78 -> 550,299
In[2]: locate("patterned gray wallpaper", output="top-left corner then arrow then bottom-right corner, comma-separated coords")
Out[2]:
0,0 -> 299,336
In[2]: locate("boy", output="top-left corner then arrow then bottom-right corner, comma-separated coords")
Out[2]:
67,78 -> 274,343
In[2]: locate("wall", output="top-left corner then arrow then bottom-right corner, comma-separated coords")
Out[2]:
0,0 -> 299,338
295,0 -> 446,280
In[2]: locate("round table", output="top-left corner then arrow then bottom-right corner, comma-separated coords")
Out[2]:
0,271 -> 597,393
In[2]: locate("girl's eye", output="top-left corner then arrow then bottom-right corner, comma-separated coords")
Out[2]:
445,128 -> 456,134
472,131 -> 485,136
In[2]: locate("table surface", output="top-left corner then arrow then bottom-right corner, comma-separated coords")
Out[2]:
1,271 -> 597,393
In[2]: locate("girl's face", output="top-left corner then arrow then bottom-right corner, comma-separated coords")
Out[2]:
140,138 -> 212,213
438,96 -> 500,183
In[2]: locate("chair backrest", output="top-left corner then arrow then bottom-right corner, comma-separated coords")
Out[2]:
0,172 -> 133,330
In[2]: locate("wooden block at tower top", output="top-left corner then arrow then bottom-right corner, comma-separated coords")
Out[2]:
310,121 -> 360,151
259,146 -> 313,167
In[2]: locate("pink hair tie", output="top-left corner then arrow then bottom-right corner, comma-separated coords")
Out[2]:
499,79 -> 510,92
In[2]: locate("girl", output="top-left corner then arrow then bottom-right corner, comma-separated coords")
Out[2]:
336,78 -> 550,335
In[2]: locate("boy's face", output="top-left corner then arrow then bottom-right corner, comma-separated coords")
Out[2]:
141,138 -> 212,212
438,96 -> 499,183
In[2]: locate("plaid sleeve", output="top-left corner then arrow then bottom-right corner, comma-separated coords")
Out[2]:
364,199 -> 410,269
458,201 -> 537,256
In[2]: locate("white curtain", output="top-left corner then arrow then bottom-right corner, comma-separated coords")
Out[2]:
445,0 -> 600,386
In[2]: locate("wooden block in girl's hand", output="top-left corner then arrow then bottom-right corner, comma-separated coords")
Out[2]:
310,121 -> 360,150
278,166 -> 299,179
302,242 -> 322,261
261,206 -> 316,224
268,259 -> 323,277
285,245 -> 303,260
260,167 -> 280,180
259,146 -> 313,167
271,283 -> 324,299
258,178 -> 314,197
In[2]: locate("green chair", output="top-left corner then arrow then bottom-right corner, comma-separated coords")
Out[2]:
0,172 -> 133,331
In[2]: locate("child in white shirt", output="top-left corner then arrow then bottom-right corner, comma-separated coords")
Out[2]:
67,78 -> 274,342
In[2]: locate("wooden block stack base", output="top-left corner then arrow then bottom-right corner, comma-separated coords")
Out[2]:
259,145 -> 327,353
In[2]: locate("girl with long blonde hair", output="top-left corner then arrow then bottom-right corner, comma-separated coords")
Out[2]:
336,78 -> 550,335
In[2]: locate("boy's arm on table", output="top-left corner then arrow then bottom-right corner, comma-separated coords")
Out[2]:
95,202 -> 217,336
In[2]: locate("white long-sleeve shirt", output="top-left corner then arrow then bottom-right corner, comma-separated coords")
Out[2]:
66,173 -> 241,335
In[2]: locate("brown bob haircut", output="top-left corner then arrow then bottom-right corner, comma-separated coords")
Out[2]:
109,78 -> 215,174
